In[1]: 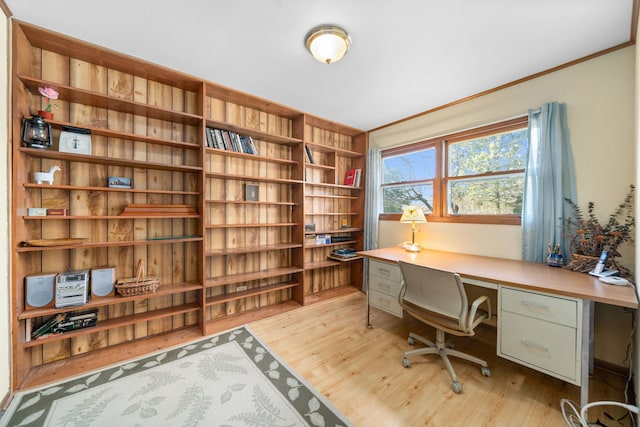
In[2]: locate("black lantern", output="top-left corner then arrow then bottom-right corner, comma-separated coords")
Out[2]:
22,115 -> 52,149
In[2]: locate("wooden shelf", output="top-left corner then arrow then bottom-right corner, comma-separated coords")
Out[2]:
23,214 -> 200,220
305,260 -> 341,270
304,227 -> 360,235
304,181 -> 362,190
206,148 -> 297,165
43,119 -> 201,150
305,142 -> 363,158
23,303 -> 201,348
19,75 -> 203,126
205,282 -> 299,306
24,183 -> 199,195
206,119 -> 302,146
305,241 -> 357,248
206,267 -> 303,287
18,282 -> 202,320
304,194 -> 358,200
18,147 -> 202,172
305,163 -> 335,171
206,199 -> 297,206
206,243 -> 302,256
305,212 -> 359,216
17,236 -> 203,252
205,223 -> 297,229
206,172 -> 301,185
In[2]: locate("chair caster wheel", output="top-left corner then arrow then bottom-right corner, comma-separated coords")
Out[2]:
402,357 -> 411,368
451,381 -> 463,393
481,367 -> 491,377
407,336 -> 415,345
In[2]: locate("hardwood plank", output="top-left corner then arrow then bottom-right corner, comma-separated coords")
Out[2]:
251,292 -> 634,426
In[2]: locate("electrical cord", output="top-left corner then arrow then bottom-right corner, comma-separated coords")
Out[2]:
562,399 -> 639,426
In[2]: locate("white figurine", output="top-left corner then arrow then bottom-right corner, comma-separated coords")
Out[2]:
34,165 -> 61,185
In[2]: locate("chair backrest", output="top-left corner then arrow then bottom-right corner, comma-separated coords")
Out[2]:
398,261 -> 468,321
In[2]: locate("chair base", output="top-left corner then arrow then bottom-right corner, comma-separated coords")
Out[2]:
402,330 -> 490,393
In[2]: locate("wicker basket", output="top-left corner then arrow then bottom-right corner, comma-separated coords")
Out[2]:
116,259 -> 160,296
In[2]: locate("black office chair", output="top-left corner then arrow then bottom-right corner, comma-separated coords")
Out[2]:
398,261 -> 492,393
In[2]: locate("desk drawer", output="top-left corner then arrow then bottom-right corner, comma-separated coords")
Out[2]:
501,287 -> 577,328
369,289 -> 403,317
499,311 -> 578,383
369,260 -> 401,282
369,275 -> 403,297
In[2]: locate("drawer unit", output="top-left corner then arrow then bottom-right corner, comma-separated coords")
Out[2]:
501,287 -> 577,327
498,286 -> 582,384
368,260 -> 403,317
369,289 -> 403,317
370,259 -> 402,283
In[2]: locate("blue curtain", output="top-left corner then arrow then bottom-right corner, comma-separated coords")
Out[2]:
521,102 -> 577,263
362,146 -> 381,290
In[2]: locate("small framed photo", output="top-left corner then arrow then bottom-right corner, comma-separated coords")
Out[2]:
245,184 -> 259,201
108,176 -> 131,189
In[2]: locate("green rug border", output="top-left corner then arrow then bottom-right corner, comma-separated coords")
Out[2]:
1,325 -> 353,427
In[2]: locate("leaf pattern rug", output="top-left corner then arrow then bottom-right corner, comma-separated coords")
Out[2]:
1,326 -> 353,427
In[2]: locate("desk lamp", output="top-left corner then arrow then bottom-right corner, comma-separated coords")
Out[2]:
400,205 -> 427,252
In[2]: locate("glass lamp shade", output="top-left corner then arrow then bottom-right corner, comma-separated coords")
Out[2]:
400,205 -> 427,223
21,115 -> 52,149
305,25 -> 351,64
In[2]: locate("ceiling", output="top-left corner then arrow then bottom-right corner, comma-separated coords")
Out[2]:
5,0 -> 636,131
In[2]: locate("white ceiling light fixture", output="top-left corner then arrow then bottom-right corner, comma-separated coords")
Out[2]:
305,24 -> 351,64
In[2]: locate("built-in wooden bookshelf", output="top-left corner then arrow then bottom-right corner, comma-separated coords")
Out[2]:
9,20 -> 367,391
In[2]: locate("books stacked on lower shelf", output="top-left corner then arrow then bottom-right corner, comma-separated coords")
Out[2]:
328,248 -> 363,262
29,308 -> 98,341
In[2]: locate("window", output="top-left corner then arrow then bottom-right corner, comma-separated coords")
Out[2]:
381,117 -> 528,224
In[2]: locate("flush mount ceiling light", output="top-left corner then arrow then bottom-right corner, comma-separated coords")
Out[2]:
305,25 -> 351,64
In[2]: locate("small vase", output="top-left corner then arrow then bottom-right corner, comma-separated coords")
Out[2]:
37,110 -> 53,120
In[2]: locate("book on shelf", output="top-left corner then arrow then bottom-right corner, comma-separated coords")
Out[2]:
29,308 -> 98,341
213,129 -> 226,150
344,168 -> 362,187
305,145 -> 315,163
205,127 -> 214,148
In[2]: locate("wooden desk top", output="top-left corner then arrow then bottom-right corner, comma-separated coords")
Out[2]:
359,247 -> 638,309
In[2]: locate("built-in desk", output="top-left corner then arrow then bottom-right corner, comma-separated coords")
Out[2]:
359,247 -> 638,406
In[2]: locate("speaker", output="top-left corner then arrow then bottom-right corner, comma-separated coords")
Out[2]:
25,273 -> 56,309
91,267 -> 115,298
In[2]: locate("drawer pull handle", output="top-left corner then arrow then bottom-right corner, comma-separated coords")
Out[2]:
520,301 -> 550,311
521,339 -> 550,353
378,268 -> 391,277
378,283 -> 390,292
379,298 -> 390,307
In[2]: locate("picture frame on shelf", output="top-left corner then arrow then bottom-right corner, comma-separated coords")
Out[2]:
107,176 -> 132,189
245,184 -> 259,201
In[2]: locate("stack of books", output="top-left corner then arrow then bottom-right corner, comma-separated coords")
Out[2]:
29,309 -> 98,341
328,248 -> 362,262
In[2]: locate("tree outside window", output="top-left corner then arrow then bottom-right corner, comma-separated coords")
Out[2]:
380,117 -> 528,225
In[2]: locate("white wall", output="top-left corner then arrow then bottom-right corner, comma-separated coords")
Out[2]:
370,47 -> 636,366
0,11 -> 10,403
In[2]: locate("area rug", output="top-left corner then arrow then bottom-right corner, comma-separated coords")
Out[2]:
1,326 -> 353,427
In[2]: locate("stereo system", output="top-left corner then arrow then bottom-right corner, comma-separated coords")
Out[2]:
24,267 -> 116,309
55,270 -> 90,308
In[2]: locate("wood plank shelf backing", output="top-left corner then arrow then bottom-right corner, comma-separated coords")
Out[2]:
9,20 -> 366,392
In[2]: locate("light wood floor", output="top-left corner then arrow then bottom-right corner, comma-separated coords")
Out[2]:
250,290 -> 634,427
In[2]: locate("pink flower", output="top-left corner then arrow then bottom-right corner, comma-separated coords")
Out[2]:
38,86 -> 59,112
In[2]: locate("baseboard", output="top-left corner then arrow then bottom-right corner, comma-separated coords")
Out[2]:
0,389 -> 13,411
594,358 -> 630,376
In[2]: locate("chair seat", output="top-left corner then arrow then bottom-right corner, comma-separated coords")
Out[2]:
403,300 -> 489,337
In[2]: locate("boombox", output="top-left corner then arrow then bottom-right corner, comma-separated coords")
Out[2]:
55,270 -> 90,308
